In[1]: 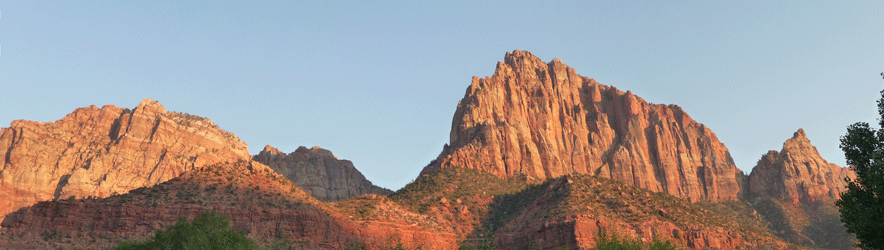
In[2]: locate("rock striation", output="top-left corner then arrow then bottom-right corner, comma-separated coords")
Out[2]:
422,50 -> 744,202
0,98 -> 249,225
253,145 -> 392,201
0,161 -> 457,249
749,129 -> 856,204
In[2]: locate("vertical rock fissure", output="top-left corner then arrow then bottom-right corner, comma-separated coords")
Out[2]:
52,174 -> 72,200
425,50 -> 743,202
3,128 -> 17,166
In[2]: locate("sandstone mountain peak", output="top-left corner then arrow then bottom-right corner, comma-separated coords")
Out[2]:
793,128 -> 807,138
253,145 -> 391,201
135,98 -> 166,113
422,50 -> 745,202
0,99 -> 249,226
262,145 -> 285,155
749,129 -> 855,203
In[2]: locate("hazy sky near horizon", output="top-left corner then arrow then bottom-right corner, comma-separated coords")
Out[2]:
1,1 -> 882,190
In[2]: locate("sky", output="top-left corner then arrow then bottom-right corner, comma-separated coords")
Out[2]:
1,1 -> 882,190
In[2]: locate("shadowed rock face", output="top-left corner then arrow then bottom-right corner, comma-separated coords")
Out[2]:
422,50 -> 745,202
253,145 -> 392,201
0,98 -> 250,225
749,129 -> 856,204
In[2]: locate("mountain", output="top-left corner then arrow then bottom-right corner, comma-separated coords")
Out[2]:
392,167 -> 796,249
747,129 -> 856,249
749,128 -> 855,203
0,51 -> 860,249
0,161 -> 456,249
0,98 -> 249,226
0,161 -> 803,250
253,145 -> 392,201
422,50 -> 744,202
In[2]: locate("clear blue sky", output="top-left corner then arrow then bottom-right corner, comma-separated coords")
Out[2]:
2,1 -> 882,190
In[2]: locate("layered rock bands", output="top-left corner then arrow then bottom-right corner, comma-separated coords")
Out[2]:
253,145 -> 392,202
0,98 -> 250,224
422,50 -> 745,202
749,129 -> 856,204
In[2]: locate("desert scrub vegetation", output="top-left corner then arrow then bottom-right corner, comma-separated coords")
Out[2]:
389,167 -> 533,214
551,175 -> 774,237
747,197 -> 852,248
168,111 -> 240,141
335,195 -> 381,220
114,210 -> 257,250
168,111 -> 213,128
484,180 -> 560,232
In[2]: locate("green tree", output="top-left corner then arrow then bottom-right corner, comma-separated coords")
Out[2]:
593,230 -> 674,250
836,89 -> 884,250
115,210 -> 257,250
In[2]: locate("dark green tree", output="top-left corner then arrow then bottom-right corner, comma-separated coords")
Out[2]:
836,89 -> 884,250
115,210 -> 257,250
593,230 -> 675,250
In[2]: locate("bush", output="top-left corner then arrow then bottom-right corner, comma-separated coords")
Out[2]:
115,210 -> 257,250
593,230 -> 674,250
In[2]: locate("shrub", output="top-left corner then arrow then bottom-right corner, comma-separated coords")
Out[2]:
593,230 -> 674,250
114,210 -> 257,250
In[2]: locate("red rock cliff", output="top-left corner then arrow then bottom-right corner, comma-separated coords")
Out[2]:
253,145 -> 392,201
0,161 -> 457,249
748,129 -> 856,204
421,50 -> 745,202
0,98 -> 249,225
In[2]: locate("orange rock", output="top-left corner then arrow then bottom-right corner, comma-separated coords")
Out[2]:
252,145 -> 392,201
0,98 -> 250,226
422,50 -> 745,202
0,161 -> 458,250
748,129 -> 856,203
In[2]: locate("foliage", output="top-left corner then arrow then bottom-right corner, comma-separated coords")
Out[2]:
335,195 -> 380,220
114,210 -> 257,250
484,181 -> 552,232
836,89 -> 884,249
593,230 -> 675,250
389,167 -> 530,215
456,233 -> 495,250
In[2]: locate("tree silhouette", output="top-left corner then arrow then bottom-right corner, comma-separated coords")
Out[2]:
836,89 -> 884,250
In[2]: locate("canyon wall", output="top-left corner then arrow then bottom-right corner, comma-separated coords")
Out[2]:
422,50 -> 745,202
0,98 -> 249,224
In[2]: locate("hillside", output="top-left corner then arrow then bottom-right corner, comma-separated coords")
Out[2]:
393,167 -> 799,249
0,98 -> 250,226
0,161 -> 456,249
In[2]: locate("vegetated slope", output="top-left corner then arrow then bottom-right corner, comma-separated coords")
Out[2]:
747,129 -> 856,249
422,50 -> 745,202
0,98 -> 250,226
253,145 -> 392,202
493,174 -> 798,250
391,167 -> 799,249
390,166 -> 534,239
0,161 -> 457,249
